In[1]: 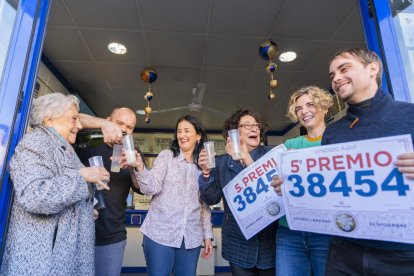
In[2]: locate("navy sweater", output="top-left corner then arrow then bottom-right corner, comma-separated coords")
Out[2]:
199,145 -> 277,268
322,90 -> 414,250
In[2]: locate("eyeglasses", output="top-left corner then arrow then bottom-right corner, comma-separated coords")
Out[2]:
238,123 -> 263,130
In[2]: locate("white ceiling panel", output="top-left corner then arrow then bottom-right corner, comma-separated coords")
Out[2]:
64,0 -> 141,30
244,70 -> 298,95
203,90 -> 240,113
152,67 -> 201,90
203,68 -> 250,91
139,0 -> 210,33
43,0 -> 366,133
209,0 -> 284,36
81,29 -> 147,63
99,63 -> 147,87
54,61 -> 107,87
47,0 -> 73,27
331,7 -> 366,42
44,27 -> 92,61
271,0 -> 356,40
204,36 -> 263,68
146,32 -> 205,67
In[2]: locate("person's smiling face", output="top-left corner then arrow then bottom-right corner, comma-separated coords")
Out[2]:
46,105 -> 82,144
177,120 -> 201,154
329,53 -> 379,104
295,94 -> 326,130
238,115 -> 261,152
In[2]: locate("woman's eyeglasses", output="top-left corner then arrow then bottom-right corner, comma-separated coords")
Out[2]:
238,123 -> 263,130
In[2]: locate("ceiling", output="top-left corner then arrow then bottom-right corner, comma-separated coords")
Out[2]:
43,0 -> 365,133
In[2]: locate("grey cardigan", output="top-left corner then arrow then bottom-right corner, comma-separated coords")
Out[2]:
1,126 -> 95,276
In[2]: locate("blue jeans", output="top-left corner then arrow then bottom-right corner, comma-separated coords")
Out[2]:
95,240 -> 126,276
325,238 -> 414,275
276,226 -> 331,276
143,235 -> 201,276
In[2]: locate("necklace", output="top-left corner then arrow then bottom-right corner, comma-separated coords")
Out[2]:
305,135 -> 322,142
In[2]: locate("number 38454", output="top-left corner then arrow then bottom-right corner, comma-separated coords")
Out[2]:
288,168 -> 409,198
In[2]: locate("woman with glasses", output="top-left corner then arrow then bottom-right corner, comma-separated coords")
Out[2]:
198,109 -> 277,275
273,86 -> 334,276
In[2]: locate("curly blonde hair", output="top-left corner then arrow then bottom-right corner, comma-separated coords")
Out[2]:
287,86 -> 333,123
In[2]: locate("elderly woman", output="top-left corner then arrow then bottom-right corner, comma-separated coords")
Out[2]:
273,86 -> 334,276
0,93 -> 110,275
127,115 -> 213,276
198,109 -> 277,275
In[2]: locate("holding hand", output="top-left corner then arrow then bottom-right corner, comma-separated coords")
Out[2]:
198,149 -> 212,175
79,166 -> 110,190
226,137 -> 254,166
119,149 -> 145,172
201,239 -> 213,259
395,152 -> 414,179
270,175 -> 283,196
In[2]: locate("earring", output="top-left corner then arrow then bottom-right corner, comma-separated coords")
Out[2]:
197,140 -> 200,145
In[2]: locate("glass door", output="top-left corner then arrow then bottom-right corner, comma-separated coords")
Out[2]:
360,0 -> 414,102
0,0 -> 50,261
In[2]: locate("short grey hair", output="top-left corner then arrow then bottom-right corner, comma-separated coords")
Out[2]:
30,93 -> 80,126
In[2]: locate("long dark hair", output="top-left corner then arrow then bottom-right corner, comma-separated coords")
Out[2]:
170,115 -> 208,169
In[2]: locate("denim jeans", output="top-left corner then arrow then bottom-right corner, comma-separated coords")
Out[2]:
143,235 -> 201,276
276,226 -> 331,276
95,240 -> 126,276
325,238 -> 414,275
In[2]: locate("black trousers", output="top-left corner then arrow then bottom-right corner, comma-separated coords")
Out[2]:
229,262 -> 275,276
325,238 -> 414,276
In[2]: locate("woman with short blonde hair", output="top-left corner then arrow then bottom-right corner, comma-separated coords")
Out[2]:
275,85 -> 334,276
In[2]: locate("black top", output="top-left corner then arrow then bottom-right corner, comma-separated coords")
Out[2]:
77,143 -> 141,246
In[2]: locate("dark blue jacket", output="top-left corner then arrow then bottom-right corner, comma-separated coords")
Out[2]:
199,145 -> 277,268
322,90 -> 414,250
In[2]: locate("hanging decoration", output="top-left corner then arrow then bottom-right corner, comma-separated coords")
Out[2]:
259,40 -> 278,100
140,68 -> 158,123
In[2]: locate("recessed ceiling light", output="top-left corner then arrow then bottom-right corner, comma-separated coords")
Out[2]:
108,42 -> 127,55
279,51 -> 297,62
136,109 -> 145,115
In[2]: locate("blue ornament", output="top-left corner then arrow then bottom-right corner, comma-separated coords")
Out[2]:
259,40 -> 278,61
144,91 -> 153,101
141,68 -> 158,83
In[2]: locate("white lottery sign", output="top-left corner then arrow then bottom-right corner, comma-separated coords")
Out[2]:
223,144 -> 286,239
278,134 -> 414,244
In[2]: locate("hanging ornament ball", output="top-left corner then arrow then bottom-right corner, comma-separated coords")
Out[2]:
259,40 -> 278,61
265,62 -> 277,73
144,91 -> 154,101
268,92 -> 276,100
270,79 -> 278,89
145,117 -> 151,124
144,106 -> 152,115
141,68 -> 158,83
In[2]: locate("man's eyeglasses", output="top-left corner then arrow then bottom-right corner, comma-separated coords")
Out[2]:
238,123 -> 263,130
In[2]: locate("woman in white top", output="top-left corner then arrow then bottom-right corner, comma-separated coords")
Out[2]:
123,115 -> 213,276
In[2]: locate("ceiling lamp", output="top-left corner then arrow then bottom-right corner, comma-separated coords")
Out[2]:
259,40 -> 279,100
279,51 -> 297,62
108,42 -> 127,55
140,68 -> 158,124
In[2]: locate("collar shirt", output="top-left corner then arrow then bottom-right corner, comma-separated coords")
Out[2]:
134,149 -> 213,249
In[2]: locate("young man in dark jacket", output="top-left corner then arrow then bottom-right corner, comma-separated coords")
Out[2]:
323,48 -> 414,275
